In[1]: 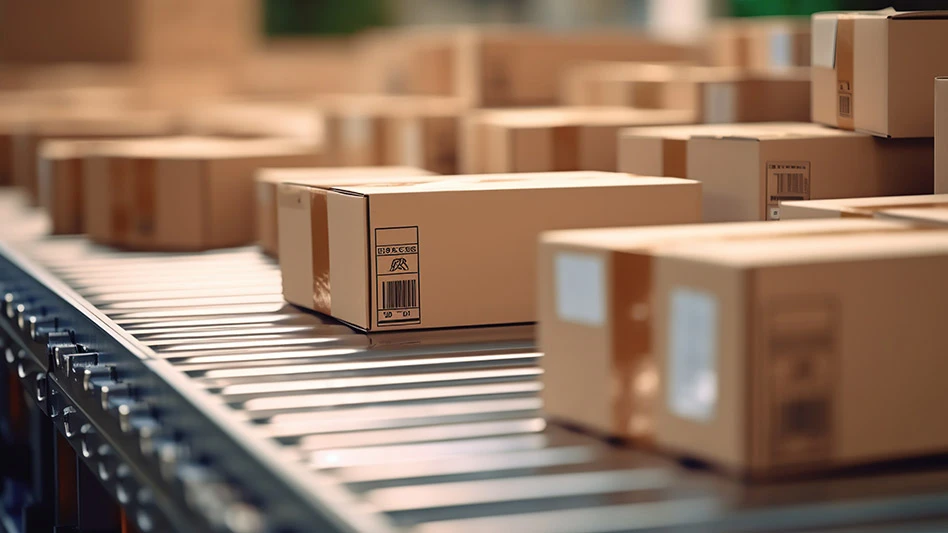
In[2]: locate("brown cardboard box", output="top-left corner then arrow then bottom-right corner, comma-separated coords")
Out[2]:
279,172 -> 702,331
780,194 -> 948,220
84,137 -> 321,250
561,64 -> 810,124
559,62 -> 693,107
0,0 -> 258,65
686,122 -> 933,222
708,18 -> 811,70
13,109 -> 179,204
811,10 -> 948,138
38,139 -> 126,235
255,166 -> 435,257
538,218 -> 914,442
937,78 -> 948,193
462,107 -> 695,174
618,123 -> 798,178
652,230 -> 948,477
184,101 -> 325,143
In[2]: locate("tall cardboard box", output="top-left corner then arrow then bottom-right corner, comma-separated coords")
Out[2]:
708,18 -> 811,70
686,123 -> 933,222
84,137 -> 322,250
618,123 -> 796,178
937,77 -> 948,193
255,166 -> 435,257
780,194 -> 948,220
538,218 -> 914,442
462,107 -> 695,174
12,109 -> 178,204
0,0 -> 258,65
811,10 -> 948,138
279,172 -> 702,331
652,231 -> 948,477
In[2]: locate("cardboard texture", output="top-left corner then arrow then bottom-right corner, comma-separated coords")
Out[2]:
255,166 -> 434,257
538,218 -> 914,442
780,194 -> 948,220
686,122 -> 934,222
652,230 -> 948,477
561,64 -> 810,124
0,0 -> 258,65
12,109 -> 178,204
462,107 -> 696,174
84,137 -> 322,251
38,139 -> 125,235
709,17 -> 811,69
811,10 -> 948,138
937,78 -> 948,193
618,123 -> 800,178
279,172 -> 702,331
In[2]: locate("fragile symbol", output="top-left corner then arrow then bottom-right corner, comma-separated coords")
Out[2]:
389,258 -> 410,272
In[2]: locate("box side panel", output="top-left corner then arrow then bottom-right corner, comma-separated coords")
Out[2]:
852,17 -> 888,136
886,19 -> 948,138
687,138 -> 761,222
152,159 -> 204,250
618,136 -> 664,176
328,192 -> 370,329
278,184 -> 315,310
938,78 -> 948,193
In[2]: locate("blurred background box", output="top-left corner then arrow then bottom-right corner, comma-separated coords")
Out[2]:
937,77 -> 948,193
0,0 -> 259,65
686,122 -> 934,221
462,107 -> 695,174
780,194 -> 948,220
708,17 -> 811,69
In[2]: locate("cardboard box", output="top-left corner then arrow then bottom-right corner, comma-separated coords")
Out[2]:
462,107 -> 695,174
538,218 -> 914,442
0,0 -> 258,65
38,139 -> 126,235
561,64 -> 810,124
13,109 -> 178,204
84,137 -> 322,250
618,123 -> 796,178
559,62 -> 693,107
780,194 -> 948,220
875,206 -> 948,226
652,230 -> 948,477
255,166 -> 435,257
686,122 -> 934,222
937,78 -> 948,193
184,102 -> 326,143
811,10 -> 948,138
279,172 -> 702,331
709,18 -> 811,70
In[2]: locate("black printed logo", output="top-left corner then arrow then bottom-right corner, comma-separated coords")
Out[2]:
389,258 -> 410,272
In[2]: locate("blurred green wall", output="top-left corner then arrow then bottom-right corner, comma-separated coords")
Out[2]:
264,0 -> 388,35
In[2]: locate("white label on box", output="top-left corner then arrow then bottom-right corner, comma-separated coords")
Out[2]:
554,252 -> 606,326
343,115 -> 370,148
811,16 -> 839,68
668,287 -> 718,422
769,30 -> 793,68
704,82 -> 736,124
401,120 -> 422,168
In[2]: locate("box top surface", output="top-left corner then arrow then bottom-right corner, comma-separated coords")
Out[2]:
332,172 -> 698,196
39,138 -> 128,159
258,166 -> 432,185
25,109 -> 176,136
689,122 -> 865,141
878,207 -> 948,225
621,122 -> 809,141
474,107 -> 696,128
660,230 -> 948,268
92,136 -> 319,160
541,218 -> 908,250
781,194 -> 948,211
312,94 -> 466,117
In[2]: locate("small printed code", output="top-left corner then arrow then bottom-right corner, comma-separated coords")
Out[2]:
775,172 -> 806,195
838,94 -> 851,118
381,279 -> 417,310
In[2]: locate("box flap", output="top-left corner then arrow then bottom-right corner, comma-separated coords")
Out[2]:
811,13 -> 840,69
262,167 -> 434,187
888,10 -> 948,20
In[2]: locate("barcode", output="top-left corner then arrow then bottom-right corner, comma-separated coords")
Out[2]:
381,279 -> 417,310
838,94 -> 851,118
776,172 -> 806,195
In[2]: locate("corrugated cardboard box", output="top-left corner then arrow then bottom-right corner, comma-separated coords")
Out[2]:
780,194 -> 948,220
811,10 -> 948,138
12,109 -> 178,204
652,230 -> 948,477
538,218 -> 914,442
462,107 -> 695,174
561,64 -> 810,124
937,77 -> 948,193
279,172 -> 702,331
686,122 -> 933,222
709,17 -> 811,70
0,0 -> 258,65
38,139 -> 126,235
255,166 -> 434,257
618,123 -> 797,178
85,137 -> 321,250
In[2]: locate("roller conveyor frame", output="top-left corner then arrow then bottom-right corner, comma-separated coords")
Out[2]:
3,191 -> 948,533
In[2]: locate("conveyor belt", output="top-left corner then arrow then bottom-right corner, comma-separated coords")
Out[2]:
3,190 -> 948,533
